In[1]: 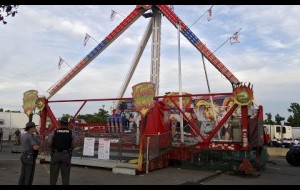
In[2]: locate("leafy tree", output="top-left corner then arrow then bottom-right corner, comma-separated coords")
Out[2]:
274,114 -> 285,125
98,108 -> 109,124
0,5 -> 18,25
62,113 -> 72,119
77,108 -> 109,124
264,112 -> 275,125
0,108 -> 3,112
285,102 -> 300,127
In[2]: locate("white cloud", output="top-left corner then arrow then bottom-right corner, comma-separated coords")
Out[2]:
1,5 -> 300,122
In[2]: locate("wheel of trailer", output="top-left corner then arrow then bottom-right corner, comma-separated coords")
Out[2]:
286,150 -> 295,166
291,152 -> 300,166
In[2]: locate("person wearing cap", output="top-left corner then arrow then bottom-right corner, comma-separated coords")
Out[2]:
13,129 -> 21,145
0,128 -> 3,142
0,128 -> 3,151
47,116 -> 76,185
18,121 -> 40,185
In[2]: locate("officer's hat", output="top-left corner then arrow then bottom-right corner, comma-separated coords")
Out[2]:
59,117 -> 69,124
25,121 -> 38,131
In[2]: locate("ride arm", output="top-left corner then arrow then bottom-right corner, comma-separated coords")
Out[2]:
156,5 -> 240,85
47,6 -> 147,99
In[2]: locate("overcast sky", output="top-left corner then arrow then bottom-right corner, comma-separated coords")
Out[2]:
0,5 -> 299,121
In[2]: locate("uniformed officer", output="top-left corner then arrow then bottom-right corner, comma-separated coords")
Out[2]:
47,116 -> 76,185
18,121 -> 40,185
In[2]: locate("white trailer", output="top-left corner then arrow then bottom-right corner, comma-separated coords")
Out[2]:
0,112 -> 40,141
292,127 -> 300,139
263,124 -> 293,141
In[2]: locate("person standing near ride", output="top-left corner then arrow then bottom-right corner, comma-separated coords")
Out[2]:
0,128 -> 3,151
18,121 -> 40,185
0,128 -> 3,141
13,129 -> 21,145
47,116 -> 76,185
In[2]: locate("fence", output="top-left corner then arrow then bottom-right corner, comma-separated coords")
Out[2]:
40,129 -> 141,162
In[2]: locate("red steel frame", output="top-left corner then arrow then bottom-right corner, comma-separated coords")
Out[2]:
36,5 -> 266,171
39,92 -> 263,152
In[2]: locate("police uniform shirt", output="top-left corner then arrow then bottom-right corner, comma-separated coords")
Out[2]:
20,133 -> 39,152
47,128 -> 76,150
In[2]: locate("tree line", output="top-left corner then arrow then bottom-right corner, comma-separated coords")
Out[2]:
2,102 -> 300,127
0,108 -> 21,113
264,102 -> 300,127
64,102 -> 300,127
62,108 -> 109,125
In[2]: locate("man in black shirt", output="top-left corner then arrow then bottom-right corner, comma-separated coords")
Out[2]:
47,117 -> 76,185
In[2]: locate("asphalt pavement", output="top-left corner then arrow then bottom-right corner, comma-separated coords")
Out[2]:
1,141 -> 299,185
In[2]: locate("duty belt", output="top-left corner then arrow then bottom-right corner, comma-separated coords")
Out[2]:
53,149 -> 70,153
22,150 -> 33,154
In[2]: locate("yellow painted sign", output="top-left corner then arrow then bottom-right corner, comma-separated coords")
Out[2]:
163,92 -> 191,109
22,90 -> 38,116
232,86 -> 253,106
132,82 -> 156,117
36,97 -> 46,112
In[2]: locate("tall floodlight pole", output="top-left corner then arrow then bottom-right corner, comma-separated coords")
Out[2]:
150,7 -> 162,95
177,21 -> 184,143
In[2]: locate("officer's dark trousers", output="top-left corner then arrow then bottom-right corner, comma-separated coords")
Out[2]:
18,152 -> 36,185
50,152 -> 72,185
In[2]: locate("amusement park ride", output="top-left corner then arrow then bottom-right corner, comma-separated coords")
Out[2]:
22,5 -> 268,174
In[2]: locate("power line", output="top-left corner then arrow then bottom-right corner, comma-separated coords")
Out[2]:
87,33 -> 99,44
213,28 -> 242,53
188,5 -> 213,29
58,56 -> 72,70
